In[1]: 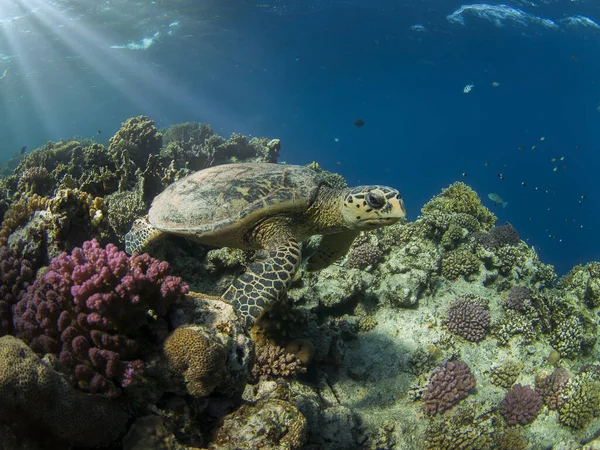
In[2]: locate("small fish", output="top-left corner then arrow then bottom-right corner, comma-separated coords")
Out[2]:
96,129 -> 102,134
540,136 -> 545,141
518,146 -> 525,151
484,161 -> 490,167
521,181 -> 526,187
553,167 -> 558,172
20,145 -> 27,155
551,158 -> 556,162
462,172 -> 468,177
560,156 -> 565,161
488,193 -> 508,208
353,118 -> 365,128
491,81 -> 500,87
532,145 -> 536,150
497,173 -> 504,180
463,84 -> 474,93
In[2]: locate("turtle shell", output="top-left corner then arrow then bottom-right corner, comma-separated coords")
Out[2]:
148,162 -> 325,245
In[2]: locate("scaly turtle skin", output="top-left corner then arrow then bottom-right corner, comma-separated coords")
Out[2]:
125,162 -> 405,328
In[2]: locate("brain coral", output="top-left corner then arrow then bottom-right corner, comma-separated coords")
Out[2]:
162,326 -> 227,397
500,384 -> 542,425
12,239 -> 188,397
0,335 -> 128,447
423,360 -> 476,415
446,297 -> 491,342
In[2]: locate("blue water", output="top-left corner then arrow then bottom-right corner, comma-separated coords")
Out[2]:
0,0 -> 598,275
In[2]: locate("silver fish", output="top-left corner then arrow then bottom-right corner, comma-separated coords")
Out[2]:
488,193 -> 508,208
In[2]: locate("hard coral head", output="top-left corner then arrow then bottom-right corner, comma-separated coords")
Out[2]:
342,185 -> 405,229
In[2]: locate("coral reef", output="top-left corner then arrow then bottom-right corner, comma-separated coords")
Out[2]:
422,360 -> 476,415
2,120 -> 600,449
445,297 -> 491,342
12,239 -> 188,397
0,335 -> 128,447
499,384 -> 542,425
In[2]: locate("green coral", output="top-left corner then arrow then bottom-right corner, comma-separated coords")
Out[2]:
106,190 -> 148,240
440,247 -> 481,280
108,115 -> 163,167
440,223 -> 466,249
558,371 -> 600,429
306,161 -> 348,190
558,262 -> 600,307
489,361 -> 522,389
551,315 -> 584,358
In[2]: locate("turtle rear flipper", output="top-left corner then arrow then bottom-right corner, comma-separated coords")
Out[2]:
124,216 -> 164,254
306,230 -> 359,271
224,238 -> 301,328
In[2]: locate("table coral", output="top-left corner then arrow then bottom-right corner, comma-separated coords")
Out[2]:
0,335 -> 128,447
12,239 -> 188,398
499,384 -> 542,425
422,360 -> 476,415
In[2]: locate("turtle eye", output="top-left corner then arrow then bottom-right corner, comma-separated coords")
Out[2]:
366,192 -> 385,209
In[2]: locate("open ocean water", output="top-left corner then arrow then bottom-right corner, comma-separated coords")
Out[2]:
0,0 -> 598,275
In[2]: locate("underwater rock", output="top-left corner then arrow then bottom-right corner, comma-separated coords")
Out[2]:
0,335 -> 128,447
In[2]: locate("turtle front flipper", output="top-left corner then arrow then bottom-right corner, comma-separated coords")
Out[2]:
306,231 -> 360,271
223,238 -> 301,329
124,216 -> 164,254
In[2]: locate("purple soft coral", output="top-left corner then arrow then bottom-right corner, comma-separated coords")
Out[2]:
13,239 -> 188,398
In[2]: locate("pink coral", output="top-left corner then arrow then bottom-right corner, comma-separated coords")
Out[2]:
12,239 -> 188,398
423,360 -> 476,415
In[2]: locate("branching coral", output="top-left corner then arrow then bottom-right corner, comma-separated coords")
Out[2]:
422,360 -> 476,415
347,241 -> 383,269
535,367 -> 571,410
440,248 -> 481,280
251,341 -> 307,381
0,245 -> 34,336
445,297 -> 491,342
500,384 -> 542,425
12,239 -> 188,398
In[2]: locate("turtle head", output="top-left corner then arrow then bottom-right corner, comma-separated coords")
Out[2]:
341,186 -> 406,230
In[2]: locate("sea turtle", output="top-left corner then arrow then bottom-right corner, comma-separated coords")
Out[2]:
125,162 -> 405,327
